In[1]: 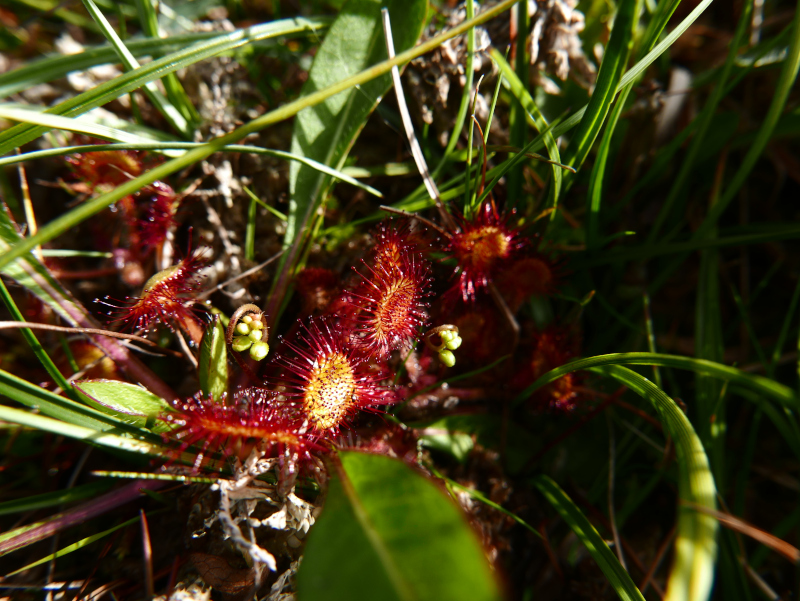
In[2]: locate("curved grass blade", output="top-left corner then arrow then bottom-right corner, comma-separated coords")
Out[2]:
296,450 -> 502,601
513,352 -> 798,409
533,475 -> 645,601
590,366 -> 717,601
0,16 -> 332,156
0,0 -> 522,275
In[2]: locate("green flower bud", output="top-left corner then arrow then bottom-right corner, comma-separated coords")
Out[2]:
439,349 -> 456,367
247,329 -> 263,343
249,341 -> 269,361
251,320 -> 264,330
232,336 -> 252,352
235,322 -> 251,336
445,335 -> 462,350
242,315 -> 253,324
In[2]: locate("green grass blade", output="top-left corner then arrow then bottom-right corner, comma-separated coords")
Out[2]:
0,142 -> 382,196
562,0 -> 641,177
0,17 -> 331,156
589,365 -> 717,601
8,515 -> 140,576
0,105 -> 177,147
513,352 -> 798,409
0,404 -> 163,456
532,475 -> 646,601
694,0 -> 800,240
0,481 -> 113,516
0,0 -> 523,274
492,49 -> 562,213
80,0 -> 191,137
647,0 -> 752,243
134,0 -> 199,125
0,32 -> 230,99
0,276 -> 76,400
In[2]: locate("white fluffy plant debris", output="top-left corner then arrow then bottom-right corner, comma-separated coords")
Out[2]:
205,446 -> 319,583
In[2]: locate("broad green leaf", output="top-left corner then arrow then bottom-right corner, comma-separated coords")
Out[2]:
286,0 -> 427,249
74,379 -> 172,432
533,475 -> 645,601
198,316 -> 228,402
296,450 -> 501,601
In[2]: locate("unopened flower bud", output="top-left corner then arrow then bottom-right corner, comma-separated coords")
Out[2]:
249,341 -> 269,361
232,336 -> 252,352
439,349 -> 456,367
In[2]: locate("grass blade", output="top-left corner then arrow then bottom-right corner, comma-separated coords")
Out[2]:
513,352 -> 798,409
80,0 -> 191,137
588,365 -> 717,601
562,0 -> 641,177
533,475 -> 646,601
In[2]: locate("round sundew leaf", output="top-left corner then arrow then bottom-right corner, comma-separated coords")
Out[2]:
296,450 -> 502,601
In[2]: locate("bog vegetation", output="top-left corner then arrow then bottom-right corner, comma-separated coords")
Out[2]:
0,0 -> 798,599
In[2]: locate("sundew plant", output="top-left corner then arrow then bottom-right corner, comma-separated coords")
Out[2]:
0,0 -> 798,599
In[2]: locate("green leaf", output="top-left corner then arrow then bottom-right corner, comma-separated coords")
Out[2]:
74,379 -> 171,432
296,450 -> 501,601
533,475 -> 645,601
286,0 -> 427,250
198,316 -> 228,402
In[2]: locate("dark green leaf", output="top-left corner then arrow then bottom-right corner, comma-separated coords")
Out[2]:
297,450 -> 501,601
